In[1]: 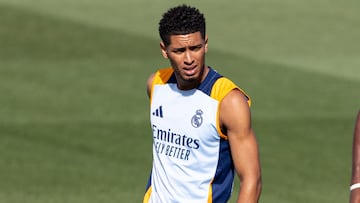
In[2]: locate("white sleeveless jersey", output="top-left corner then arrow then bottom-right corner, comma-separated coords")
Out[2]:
143,67 -> 250,203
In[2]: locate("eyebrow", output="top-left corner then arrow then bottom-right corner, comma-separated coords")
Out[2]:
171,43 -> 203,51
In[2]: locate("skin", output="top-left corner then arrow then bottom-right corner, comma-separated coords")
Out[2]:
146,31 -> 262,202
161,32 -> 208,90
350,111 -> 360,203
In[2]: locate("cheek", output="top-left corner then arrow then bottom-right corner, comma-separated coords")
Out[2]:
168,58 -> 180,69
195,51 -> 206,61
168,55 -> 182,64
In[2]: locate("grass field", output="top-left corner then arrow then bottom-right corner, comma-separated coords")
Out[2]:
0,0 -> 359,202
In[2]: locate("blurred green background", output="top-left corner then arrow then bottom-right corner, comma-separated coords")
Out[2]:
0,0 -> 359,202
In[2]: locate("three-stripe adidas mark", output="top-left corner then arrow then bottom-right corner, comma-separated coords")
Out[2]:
152,105 -> 163,118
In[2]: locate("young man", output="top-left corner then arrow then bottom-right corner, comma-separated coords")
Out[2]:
350,111 -> 360,203
143,5 -> 262,203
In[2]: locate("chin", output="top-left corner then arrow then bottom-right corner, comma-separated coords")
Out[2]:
184,74 -> 198,81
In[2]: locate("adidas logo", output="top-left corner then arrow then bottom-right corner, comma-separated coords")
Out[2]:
152,105 -> 163,118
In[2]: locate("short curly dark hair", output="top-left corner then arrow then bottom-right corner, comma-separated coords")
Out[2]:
159,4 -> 206,46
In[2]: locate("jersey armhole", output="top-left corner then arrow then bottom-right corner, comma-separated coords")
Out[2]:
210,77 -> 251,139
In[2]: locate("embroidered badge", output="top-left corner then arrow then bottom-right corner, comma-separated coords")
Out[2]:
191,109 -> 203,128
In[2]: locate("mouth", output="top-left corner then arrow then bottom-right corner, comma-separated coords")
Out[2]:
183,66 -> 197,76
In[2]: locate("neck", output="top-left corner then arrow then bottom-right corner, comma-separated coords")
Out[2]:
176,66 -> 209,90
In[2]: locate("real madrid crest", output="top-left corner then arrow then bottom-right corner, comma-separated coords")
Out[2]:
191,109 -> 203,128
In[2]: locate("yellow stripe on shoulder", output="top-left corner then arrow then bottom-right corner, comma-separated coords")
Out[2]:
210,77 -> 251,107
152,67 -> 174,86
150,67 -> 174,102
211,77 -> 252,140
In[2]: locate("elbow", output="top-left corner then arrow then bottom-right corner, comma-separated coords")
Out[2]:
250,173 -> 262,201
240,174 -> 262,202
257,177 -> 262,199
254,175 -> 262,201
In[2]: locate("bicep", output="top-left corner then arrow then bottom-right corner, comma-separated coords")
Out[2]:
220,89 -> 260,179
228,129 -> 260,180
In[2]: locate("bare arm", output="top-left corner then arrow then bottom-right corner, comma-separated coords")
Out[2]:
220,89 -> 262,203
146,73 -> 155,98
350,111 -> 360,203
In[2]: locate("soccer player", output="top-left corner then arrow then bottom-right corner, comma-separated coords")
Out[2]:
350,111 -> 360,203
143,4 -> 262,203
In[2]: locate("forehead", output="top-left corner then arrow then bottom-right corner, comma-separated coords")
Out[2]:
168,32 -> 204,47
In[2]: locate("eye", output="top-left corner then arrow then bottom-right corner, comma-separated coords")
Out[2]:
172,48 -> 185,54
190,45 -> 202,51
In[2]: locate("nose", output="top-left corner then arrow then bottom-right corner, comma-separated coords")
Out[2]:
184,51 -> 194,65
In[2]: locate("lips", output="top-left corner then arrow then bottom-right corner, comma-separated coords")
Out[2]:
183,66 -> 197,75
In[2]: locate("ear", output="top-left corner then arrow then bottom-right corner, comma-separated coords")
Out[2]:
160,42 -> 168,59
204,35 -> 208,53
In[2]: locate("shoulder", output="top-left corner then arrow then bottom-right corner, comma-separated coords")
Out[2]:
219,88 -> 252,136
221,89 -> 250,113
146,73 -> 156,97
216,77 -> 252,136
211,77 -> 251,107
146,67 -> 174,97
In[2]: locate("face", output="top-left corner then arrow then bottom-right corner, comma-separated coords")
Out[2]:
160,32 -> 208,90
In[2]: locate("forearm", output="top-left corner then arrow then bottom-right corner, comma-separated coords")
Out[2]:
350,111 -> 360,203
351,163 -> 360,184
351,112 -> 360,184
350,189 -> 360,203
235,178 -> 262,203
